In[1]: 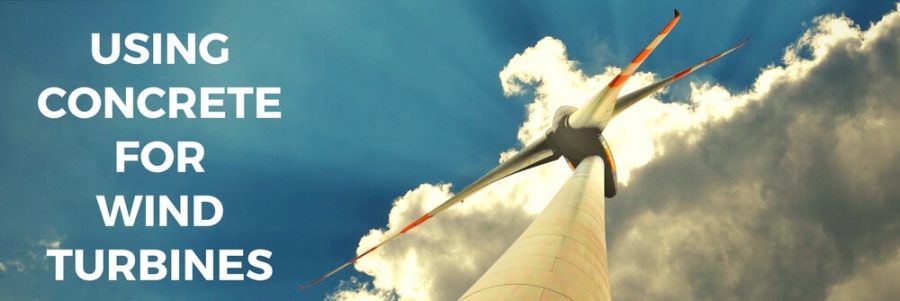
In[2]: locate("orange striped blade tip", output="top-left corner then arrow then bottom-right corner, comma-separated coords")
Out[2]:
609,9 -> 681,88
298,213 -> 436,290
675,38 -> 749,80
660,9 -> 681,35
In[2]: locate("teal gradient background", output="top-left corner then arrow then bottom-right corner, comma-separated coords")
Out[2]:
0,1 -> 895,299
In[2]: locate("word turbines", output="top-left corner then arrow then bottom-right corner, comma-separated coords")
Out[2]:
47,249 -> 272,281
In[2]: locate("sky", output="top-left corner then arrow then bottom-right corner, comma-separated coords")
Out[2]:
0,1 -> 898,300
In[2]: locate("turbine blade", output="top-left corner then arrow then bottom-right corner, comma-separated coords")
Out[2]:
568,9 -> 681,129
299,137 -> 559,290
611,38 -> 749,117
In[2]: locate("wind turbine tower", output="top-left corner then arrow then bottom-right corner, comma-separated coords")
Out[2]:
460,156 -> 611,301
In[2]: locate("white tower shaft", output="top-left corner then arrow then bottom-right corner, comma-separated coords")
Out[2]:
460,156 -> 611,301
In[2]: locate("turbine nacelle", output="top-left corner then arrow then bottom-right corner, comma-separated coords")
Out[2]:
546,106 -> 618,197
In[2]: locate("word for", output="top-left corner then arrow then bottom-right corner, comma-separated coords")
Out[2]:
117,141 -> 204,173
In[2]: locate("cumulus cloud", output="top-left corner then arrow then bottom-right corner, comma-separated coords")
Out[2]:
607,9 -> 900,300
329,4 -> 900,301
328,277 -> 399,301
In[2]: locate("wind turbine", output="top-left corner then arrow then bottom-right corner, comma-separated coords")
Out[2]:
301,9 -> 747,297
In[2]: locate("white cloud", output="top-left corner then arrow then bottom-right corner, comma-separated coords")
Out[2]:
329,4 -> 900,301
327,277 -> 398,301
608,7 -> 900,301
38,239 -> 61,249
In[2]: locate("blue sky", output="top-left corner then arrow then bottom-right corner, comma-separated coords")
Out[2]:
0,1 -> 896,300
